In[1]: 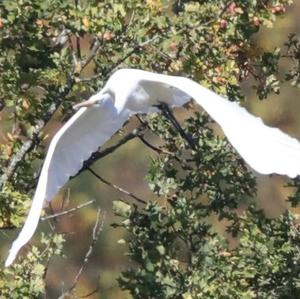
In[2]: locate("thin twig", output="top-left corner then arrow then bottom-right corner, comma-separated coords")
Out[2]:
138,134 -> 164,153
87,168 -> 147,205
0,39 -> 144,189
135,116 -> 190,165
76,124 -> 146,175
78,35 -> 160,82
80,39 -> 101,71
138,134 -> 191,167
137,134 -> 176,157
60,188 -> 71,211
80,287 -> 100,298
126,10 -> 135,31
0,79 -> 75,190
41,200 -> 95,220
157,102 -> 197,150
1,2 -> 229,190
69,208 -> 105,292
78,2 -> 231,83
48,202 -> 57,223
135,115 -> 155,135
76,37 -> 81,60
69,31 -> 79,66
0,122 -> 42,189
58,208 -> 105,299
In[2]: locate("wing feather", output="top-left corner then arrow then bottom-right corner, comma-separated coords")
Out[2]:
7,68 -> 300,266
5,98 -> 129,266
137,70 -> 300,177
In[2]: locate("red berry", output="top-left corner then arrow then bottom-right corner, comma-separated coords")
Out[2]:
227,3 -> 236,14
219,19 -> 228,29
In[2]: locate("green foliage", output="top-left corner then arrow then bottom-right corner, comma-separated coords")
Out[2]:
146,112 -> 256,219
0,232 -> 65,298
116,202 -> 300,299
0,185 -> 30,228
0,0 -> 299,298
285,34 -> 300,88
114,107 -> 300,299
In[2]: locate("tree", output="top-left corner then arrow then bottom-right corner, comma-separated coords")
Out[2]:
0,0 -> 300,298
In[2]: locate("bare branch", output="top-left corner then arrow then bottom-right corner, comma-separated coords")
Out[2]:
0,69 -> 78,190
126,10 -> 135,31
81,39 -> 102,71
80,287 -> 99,298
77,3 -> 231,83
87,168 -> 147,205
41,200 -> 95,221
60,188 -> 71,211
135,116 -> 193,167
74,0 -> 82,61
76,124 -> 146,176
0,30 -> 154,190
76,36 -> 81,60
0,133 -> 39,189
77,35 -> 160,82
0,0 -> 232,191
138,134 -> 172,156
70,208 -> 105,293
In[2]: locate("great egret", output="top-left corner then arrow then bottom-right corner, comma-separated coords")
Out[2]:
5,68 -> 300,266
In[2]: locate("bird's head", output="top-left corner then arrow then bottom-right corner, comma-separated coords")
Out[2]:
73,93 -> 111,110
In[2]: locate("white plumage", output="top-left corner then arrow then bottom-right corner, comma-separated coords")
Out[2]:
5,68 -> 300,266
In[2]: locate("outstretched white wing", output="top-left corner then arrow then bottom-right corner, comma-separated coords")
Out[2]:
137,70 -> 300,177
6,68 -> 300,266
5,96 -> 129,266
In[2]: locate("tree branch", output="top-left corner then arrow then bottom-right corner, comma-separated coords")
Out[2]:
80,287 -> 100,298
0,31 -> 151,190
59,208 -> 105,299
78,2 -> 231,83
0,78 -> 74,190
76,124 -> 146,176
0,2 -> 227,189
81,39 -> 101,71
41,200 -> 95,221
77,35 -> 160,82
87,168 -> 147,205
72,208 -> 105,290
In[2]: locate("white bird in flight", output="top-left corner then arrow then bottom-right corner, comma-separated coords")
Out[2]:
5,68 -> 300,266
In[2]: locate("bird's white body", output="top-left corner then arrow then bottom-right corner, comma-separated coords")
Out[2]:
5,68 -> 300,266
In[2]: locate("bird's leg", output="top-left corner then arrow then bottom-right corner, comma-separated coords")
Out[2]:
155,102 -> 197,150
